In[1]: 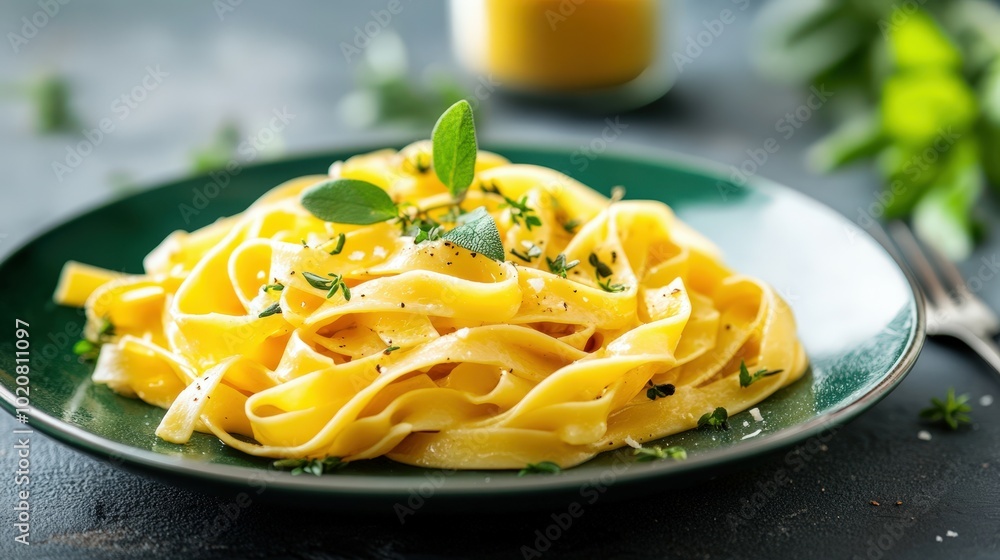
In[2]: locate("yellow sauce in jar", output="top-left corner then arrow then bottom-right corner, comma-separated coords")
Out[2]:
453,0 -> 659,92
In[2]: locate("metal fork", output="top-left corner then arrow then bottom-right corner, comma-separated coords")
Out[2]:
880,221 -> 1000,377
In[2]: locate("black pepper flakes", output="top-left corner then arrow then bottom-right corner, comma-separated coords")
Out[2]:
400,303 -> 406,308
470,253 -> 477,258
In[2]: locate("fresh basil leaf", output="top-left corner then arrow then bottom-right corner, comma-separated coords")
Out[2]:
441,207 -> 505,262
301,179 -> 398,225
432,100 -> 478,199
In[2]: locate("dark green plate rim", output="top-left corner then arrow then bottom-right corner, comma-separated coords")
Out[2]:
0,143 -> 925,499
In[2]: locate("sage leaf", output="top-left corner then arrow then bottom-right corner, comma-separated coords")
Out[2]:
301,179 -> 397,225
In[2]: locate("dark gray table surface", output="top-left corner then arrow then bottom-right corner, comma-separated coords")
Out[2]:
1,2 -> 999,559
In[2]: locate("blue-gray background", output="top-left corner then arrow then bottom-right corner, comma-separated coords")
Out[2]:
1,1 -> 998,559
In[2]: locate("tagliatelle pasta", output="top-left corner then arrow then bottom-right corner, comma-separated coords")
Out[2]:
54,139 -> 807,470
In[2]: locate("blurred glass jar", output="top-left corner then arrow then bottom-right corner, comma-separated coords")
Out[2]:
449,0 -> 674,111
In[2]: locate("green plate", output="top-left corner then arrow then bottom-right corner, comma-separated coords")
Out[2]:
0,145 -> 924,512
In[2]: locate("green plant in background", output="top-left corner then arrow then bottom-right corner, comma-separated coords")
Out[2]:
755,0 -> 1000,259
4,73 -> 79,134
190,120 -> 242,173
338,31 -> 473,130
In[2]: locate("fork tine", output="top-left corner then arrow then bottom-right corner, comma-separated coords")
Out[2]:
887,221 -> 951,306
917,232 -> 973,299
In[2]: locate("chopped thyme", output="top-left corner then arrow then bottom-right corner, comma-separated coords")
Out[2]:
633,445 -> 687,462
589,253 -> 613,278
546,253 -> 579,278
517,461 -> 562,476
413,224 -> 445,244
738,360 -> 783,388
72,339 -> 100,361
73,317 -> 116,362
263,283 -> 284,293
383,345 -> 401,355
258,302 -> 282,318
511,241 -> 542,263
698,407 -> 729,430
563,218 -> 582,234
302,271 -> 351,300
589,253 -> 626,292
646,383 -> 675,400
327,233 -> 346,255
920,388 -> 972,430
482,181 -> 542,231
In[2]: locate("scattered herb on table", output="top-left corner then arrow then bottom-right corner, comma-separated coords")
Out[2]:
920,388 -> 972,430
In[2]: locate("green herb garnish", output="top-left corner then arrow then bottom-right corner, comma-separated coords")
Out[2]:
589,253 -> 626,292
646,383 -> 675,400
738,360 -> 784,388
73,318 -> 116,362
97,318 -> 115,338
633,445 -> 687,462
273,457 -> 345,476
698,407 -> 729,430
301,179 -> 398,225
431,100 -> 478,200
505,195 -> 542,230
517,461 -> 562,476
263,283 -> 284,293
300,103 -> 503,262
413,224 -> 445,244
546,253 -> 579,278
441,207 -> 505,262
73,339 -> 100,361
327,233 -> 346,255
510,241 -> 542,263
302,271 -> 351,301
482,182 -> 543,231
383,345 -> 401,355
920,388 -> 972,430
258,302 -> 282,318
562,218 -> 583,234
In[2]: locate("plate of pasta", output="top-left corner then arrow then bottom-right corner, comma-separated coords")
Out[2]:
0,102 -> 922,511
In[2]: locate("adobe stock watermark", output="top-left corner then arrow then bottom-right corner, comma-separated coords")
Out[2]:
178,106 -> 296,224
340,0 -> 410,64
848,127 -> 961,244
7,0 -> 71,54
545,0 -> 586,30
569,117 -> 629,172
520,449 -> 635,559
727,421 -> 839,529
51,65 -> 169,183
673,0 -> 750,73
877,0 -> 933,39
212,0 -> 244,21
717,84 -> 834,201
201,465 -> 285,541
